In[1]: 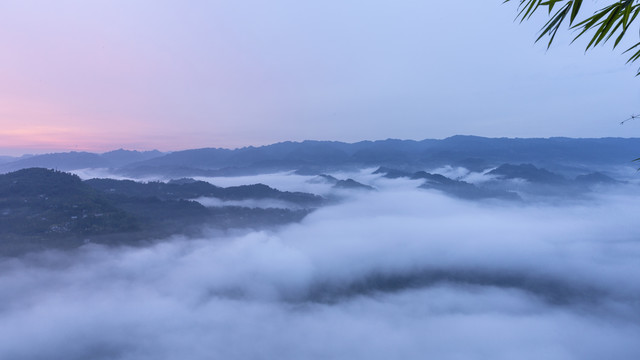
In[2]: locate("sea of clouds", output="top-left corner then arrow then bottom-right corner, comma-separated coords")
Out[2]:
2,170 -> 640,359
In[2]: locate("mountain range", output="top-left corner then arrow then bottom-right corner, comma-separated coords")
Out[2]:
2,136 -> 639,177
2,136 -> 637,255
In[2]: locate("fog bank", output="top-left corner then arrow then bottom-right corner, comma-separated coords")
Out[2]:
1,178 -> 639,359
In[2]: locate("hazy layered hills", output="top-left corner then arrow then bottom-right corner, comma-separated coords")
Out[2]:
0,149 -> 164,173
2,136 -> 639,177
0,168 -> 322,255
372,167 -> 520,200
310,174 -> 376,191
116,136 -> 640,177
373,163 -> 622,200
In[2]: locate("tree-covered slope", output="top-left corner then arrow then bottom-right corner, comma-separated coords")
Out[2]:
0,169 -> 320,255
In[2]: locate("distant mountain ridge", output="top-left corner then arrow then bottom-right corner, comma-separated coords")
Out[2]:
0,149 -> 164,173
0,156 -> 18,164
110,136 -> 640,177
2,136 -> 639,176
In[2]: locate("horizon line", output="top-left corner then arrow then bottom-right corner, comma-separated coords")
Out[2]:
2,135 -> 640,158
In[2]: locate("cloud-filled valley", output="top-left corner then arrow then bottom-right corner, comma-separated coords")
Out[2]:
1,168 -> 639,359
3,0 -> 640,356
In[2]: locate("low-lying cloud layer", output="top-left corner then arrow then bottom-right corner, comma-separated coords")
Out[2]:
1,174 -> 639,359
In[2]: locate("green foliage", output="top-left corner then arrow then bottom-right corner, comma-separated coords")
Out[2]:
506,0 -> 640,75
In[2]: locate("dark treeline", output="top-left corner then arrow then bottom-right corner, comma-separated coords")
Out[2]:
0,168 -> 320,255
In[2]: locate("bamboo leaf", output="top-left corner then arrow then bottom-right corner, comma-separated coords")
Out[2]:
535,2 -> 572,47
570,0 -> 583,24
506,0 -> 640,70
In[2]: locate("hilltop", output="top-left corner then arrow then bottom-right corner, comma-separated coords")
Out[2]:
0,168 -> 322,255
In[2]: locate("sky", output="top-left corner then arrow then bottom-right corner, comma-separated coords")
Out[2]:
1,1 -> 639,155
